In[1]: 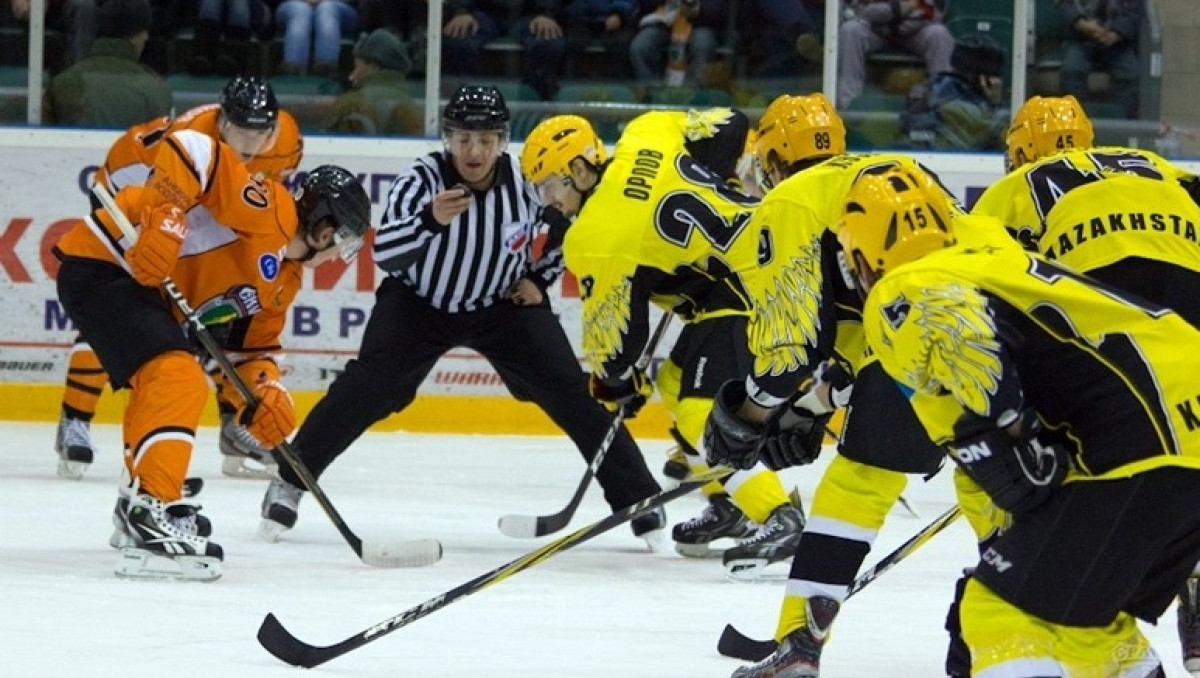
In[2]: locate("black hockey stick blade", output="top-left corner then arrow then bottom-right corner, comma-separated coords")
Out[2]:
717,624 -> 777,662
717,505 -> 964,662
497,312 -> 674,539
259,466 -> 732,668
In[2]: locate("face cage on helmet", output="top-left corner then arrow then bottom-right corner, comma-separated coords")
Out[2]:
329,222 -> 365,263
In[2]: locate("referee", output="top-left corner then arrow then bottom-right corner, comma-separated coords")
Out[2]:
259,84 -> 665,546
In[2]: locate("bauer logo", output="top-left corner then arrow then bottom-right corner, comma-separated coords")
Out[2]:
259,253 -> 280,281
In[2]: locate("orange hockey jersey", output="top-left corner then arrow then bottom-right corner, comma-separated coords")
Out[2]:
57,129 -> 303,357
98,104 -> 304,192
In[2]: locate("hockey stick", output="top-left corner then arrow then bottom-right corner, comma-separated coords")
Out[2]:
257,465 -> 733,668
498,311 -> 674,538
716,504 -> 963,662
92,183 -> 441,569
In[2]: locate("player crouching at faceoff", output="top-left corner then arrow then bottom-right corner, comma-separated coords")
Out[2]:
521,110 -> 807,575
839,164 -> 1200,678
973,94 -> 1200,677
54,153 -> 370,581
54,75 -> 306,481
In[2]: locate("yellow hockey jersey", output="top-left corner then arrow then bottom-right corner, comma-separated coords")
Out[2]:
971,146 -> 1200,274
863,238 -> 1200,481
741,152 -> 1013,407
563,110 -> 759,378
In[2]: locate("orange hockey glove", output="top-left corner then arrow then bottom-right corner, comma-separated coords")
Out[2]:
239,373 -> 296,449
125,204 -> 187,287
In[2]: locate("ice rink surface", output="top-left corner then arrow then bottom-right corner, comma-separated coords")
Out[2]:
1,421 -> 1190,677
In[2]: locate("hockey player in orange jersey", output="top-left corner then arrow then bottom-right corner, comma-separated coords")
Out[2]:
53,132 -> 370,579
55,75 -> 305,481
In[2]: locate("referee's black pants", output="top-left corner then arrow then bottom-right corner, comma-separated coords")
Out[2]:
284,277 -> 662,510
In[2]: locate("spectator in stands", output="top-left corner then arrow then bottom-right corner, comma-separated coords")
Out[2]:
1,0 -> 98,68
45,0 -> 171,127
836,0 -> 954,109
737,0 -> 823,78
1057,0 -> 1142,119
630,0 -> 728,91
275,0 -> 359,76
188,0 -> 272,76
358,0 -> 426,74
899,33 -> 1006,150
442,0 -> 506,80
563,0 -> 636,83
514,0 -> 567,100
322,28 -> 422,135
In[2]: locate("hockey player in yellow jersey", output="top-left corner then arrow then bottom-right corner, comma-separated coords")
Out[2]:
839,162 -> 1200,678
520,109 -> 805,573
973,93 -> 1200,677
702,93 -> 1018,678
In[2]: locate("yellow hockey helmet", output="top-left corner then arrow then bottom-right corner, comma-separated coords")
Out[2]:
838,165 -> 956,290
755,93 -> 846,187
520,115 -> 607,184
1005,95 -> 1094,171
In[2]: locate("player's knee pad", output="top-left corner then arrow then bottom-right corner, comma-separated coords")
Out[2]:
655,359 -> 683,415
809,456 -> 907,531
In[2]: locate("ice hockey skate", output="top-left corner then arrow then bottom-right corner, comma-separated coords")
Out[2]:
731,597 -> 838,678
631,505 -> 668,552
114,492 -> 223,582
1180,575 -> 1200,676
109,482 -> 212,549
672,494 -> 757,558
259,475 -> 304,542
723,496 -> 805,581
54,413 -> 94,480
219,411 -> 278,479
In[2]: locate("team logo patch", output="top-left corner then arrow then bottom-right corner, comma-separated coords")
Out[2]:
259,253 -> 280,281
504,225 -> 529,252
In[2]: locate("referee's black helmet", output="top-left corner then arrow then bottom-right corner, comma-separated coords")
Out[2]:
443,84 -> 510,135
220,75 -> 278,131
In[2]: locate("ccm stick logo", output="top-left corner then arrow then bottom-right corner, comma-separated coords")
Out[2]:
363,594 -> 447,638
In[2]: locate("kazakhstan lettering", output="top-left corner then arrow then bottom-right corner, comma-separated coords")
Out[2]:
623,149 -> 663,201
1042,211 -> 1199,260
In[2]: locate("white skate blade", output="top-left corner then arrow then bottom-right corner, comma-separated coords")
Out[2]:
361,539 -> 443,568
56,459 -> 89,480
257,518 -> 290,543
641,529 -> 668,553
496,514 -> 539,539
724,558 -> 790,583
114,548 -> 222,582
674,541 -> 726,559
221,455 -> 278,480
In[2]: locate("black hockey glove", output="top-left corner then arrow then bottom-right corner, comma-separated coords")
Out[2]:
758,397 -> 833,470
588,368 -> 652,419
703,379 -> 764,470
949,415 -> 1069,516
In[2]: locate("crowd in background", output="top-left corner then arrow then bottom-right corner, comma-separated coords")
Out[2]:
0,0 -> 1149,148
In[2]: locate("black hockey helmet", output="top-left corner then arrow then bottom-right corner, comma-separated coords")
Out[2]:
220,75 -> 279,130
294,165 -> 371,262
442,84 -> 510,135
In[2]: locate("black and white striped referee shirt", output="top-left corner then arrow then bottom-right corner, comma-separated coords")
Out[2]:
373,152 -> 563,313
